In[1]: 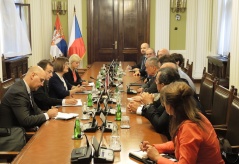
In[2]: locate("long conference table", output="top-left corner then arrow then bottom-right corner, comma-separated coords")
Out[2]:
12,62 -> 168,164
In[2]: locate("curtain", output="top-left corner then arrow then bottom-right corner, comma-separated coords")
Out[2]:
1,0 -> 31,58
217,0 -> 232,56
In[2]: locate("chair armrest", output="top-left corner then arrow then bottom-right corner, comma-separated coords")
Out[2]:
231,146 -> 239,149
213,124 -> 227,129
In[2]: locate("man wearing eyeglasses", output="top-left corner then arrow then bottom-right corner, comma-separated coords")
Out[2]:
0,66 -> 58,129
33,60 -> 78,111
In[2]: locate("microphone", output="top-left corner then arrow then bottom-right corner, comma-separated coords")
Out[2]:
71,133 -> 92,163
82,111 -> 98,132
77,133 -> 90,147
127,85 -> 137,94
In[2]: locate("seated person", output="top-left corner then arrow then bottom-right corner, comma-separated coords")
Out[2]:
157,48 -> 170,59
171,53 -> 184,68
140,81 -> 224,164
0,66 -> 58,129
128,67 -> 203,139
133,48 -> 156,77
136,57 -> 159,93
33,59 -> 78,110
157,55 -> 195,91
161,62 -> 196,91
63,54 -> 88,86
49,57 -> 85,99
127,43 -> 149,71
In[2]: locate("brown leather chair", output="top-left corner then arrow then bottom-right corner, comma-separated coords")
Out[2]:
215,93 -> 239,150
182,59 -> 193,80
202,67 -> 215,81
210,84 -> 234,128
0,77 -> 15,100
198,77 -> 215,114
226,94 -> 239,148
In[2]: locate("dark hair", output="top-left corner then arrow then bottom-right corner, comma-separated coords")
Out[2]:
160,81 -> 203,139
158,55 -> 176,66
37,59 -> 53,70
53,57 -> 69,72
158,67 -> 180,85
171,53 -> 184,67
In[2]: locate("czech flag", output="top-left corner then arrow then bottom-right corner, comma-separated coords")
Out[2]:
50,14 -> 67,58
68,13 -> 86,59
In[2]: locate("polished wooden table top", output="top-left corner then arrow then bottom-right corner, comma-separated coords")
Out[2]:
12,62 -> 168,164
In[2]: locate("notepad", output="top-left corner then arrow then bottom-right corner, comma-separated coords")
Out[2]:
129,150 -> 177,162
62,99 -> 82,106
55,112 -> 79,120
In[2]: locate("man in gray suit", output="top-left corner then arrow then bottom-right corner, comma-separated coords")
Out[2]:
0,66 -> 58,129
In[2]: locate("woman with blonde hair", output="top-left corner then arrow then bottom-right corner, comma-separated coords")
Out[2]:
140,81 -> 224,164
64,54 -> 87,86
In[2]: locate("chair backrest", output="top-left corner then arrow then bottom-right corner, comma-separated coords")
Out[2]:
225,53 -> 230,79
182,59 -> 193,80
199,77 -> 215,113
210,84 -> 234,126
226,94 -> 239,146
0,77 -> 15,100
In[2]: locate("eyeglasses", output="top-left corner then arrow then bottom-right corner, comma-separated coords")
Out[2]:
34,73 -> 45,83
64,62 -> 69,66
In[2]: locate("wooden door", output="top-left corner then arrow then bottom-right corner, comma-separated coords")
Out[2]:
87,0 -> 150,63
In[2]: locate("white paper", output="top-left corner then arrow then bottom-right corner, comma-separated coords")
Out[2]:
82,82 -> 94,87
55,112 -> 79,120
62,99 -> 82,106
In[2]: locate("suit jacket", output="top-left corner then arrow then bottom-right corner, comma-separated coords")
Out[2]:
131,56 -> 146,70
141,75 -> 158,93
33,81 -> 62,110
63,68 -> 83,86
49,72 -> 72,99
0,80 -> 46,128
142,104 -> 170,140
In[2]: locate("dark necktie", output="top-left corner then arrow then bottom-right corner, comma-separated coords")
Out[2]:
29,92 -> 33,107
141,57 -> 146,69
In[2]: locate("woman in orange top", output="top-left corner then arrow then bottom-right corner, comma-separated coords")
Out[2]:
140,81 -> 224,164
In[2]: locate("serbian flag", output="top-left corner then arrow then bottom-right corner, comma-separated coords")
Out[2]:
68,12 -> 86,59
50,14 -> 67,58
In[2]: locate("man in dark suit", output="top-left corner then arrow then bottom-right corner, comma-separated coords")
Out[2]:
33,60 -> 77,110
127,42 -> 149,71
136,57 -> 159,93
0,66 -> 58,129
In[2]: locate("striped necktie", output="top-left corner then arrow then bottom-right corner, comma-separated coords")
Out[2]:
29,93 -> 33,107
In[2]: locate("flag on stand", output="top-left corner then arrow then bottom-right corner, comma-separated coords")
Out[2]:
68,10 -> 86,59
50,14 -> 67,58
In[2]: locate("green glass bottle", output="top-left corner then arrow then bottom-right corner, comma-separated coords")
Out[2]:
87,92 -> 93,107
96,80 -> 100,89
115,104 -> 122,121
74,117 -> 81,139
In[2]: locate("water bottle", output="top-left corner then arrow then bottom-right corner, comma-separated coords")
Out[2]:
110,123 -> 121,151
87,92 -> 93,107
115,104 -> 122,121
74,117 -> 81,139
96,79 -> 100,89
